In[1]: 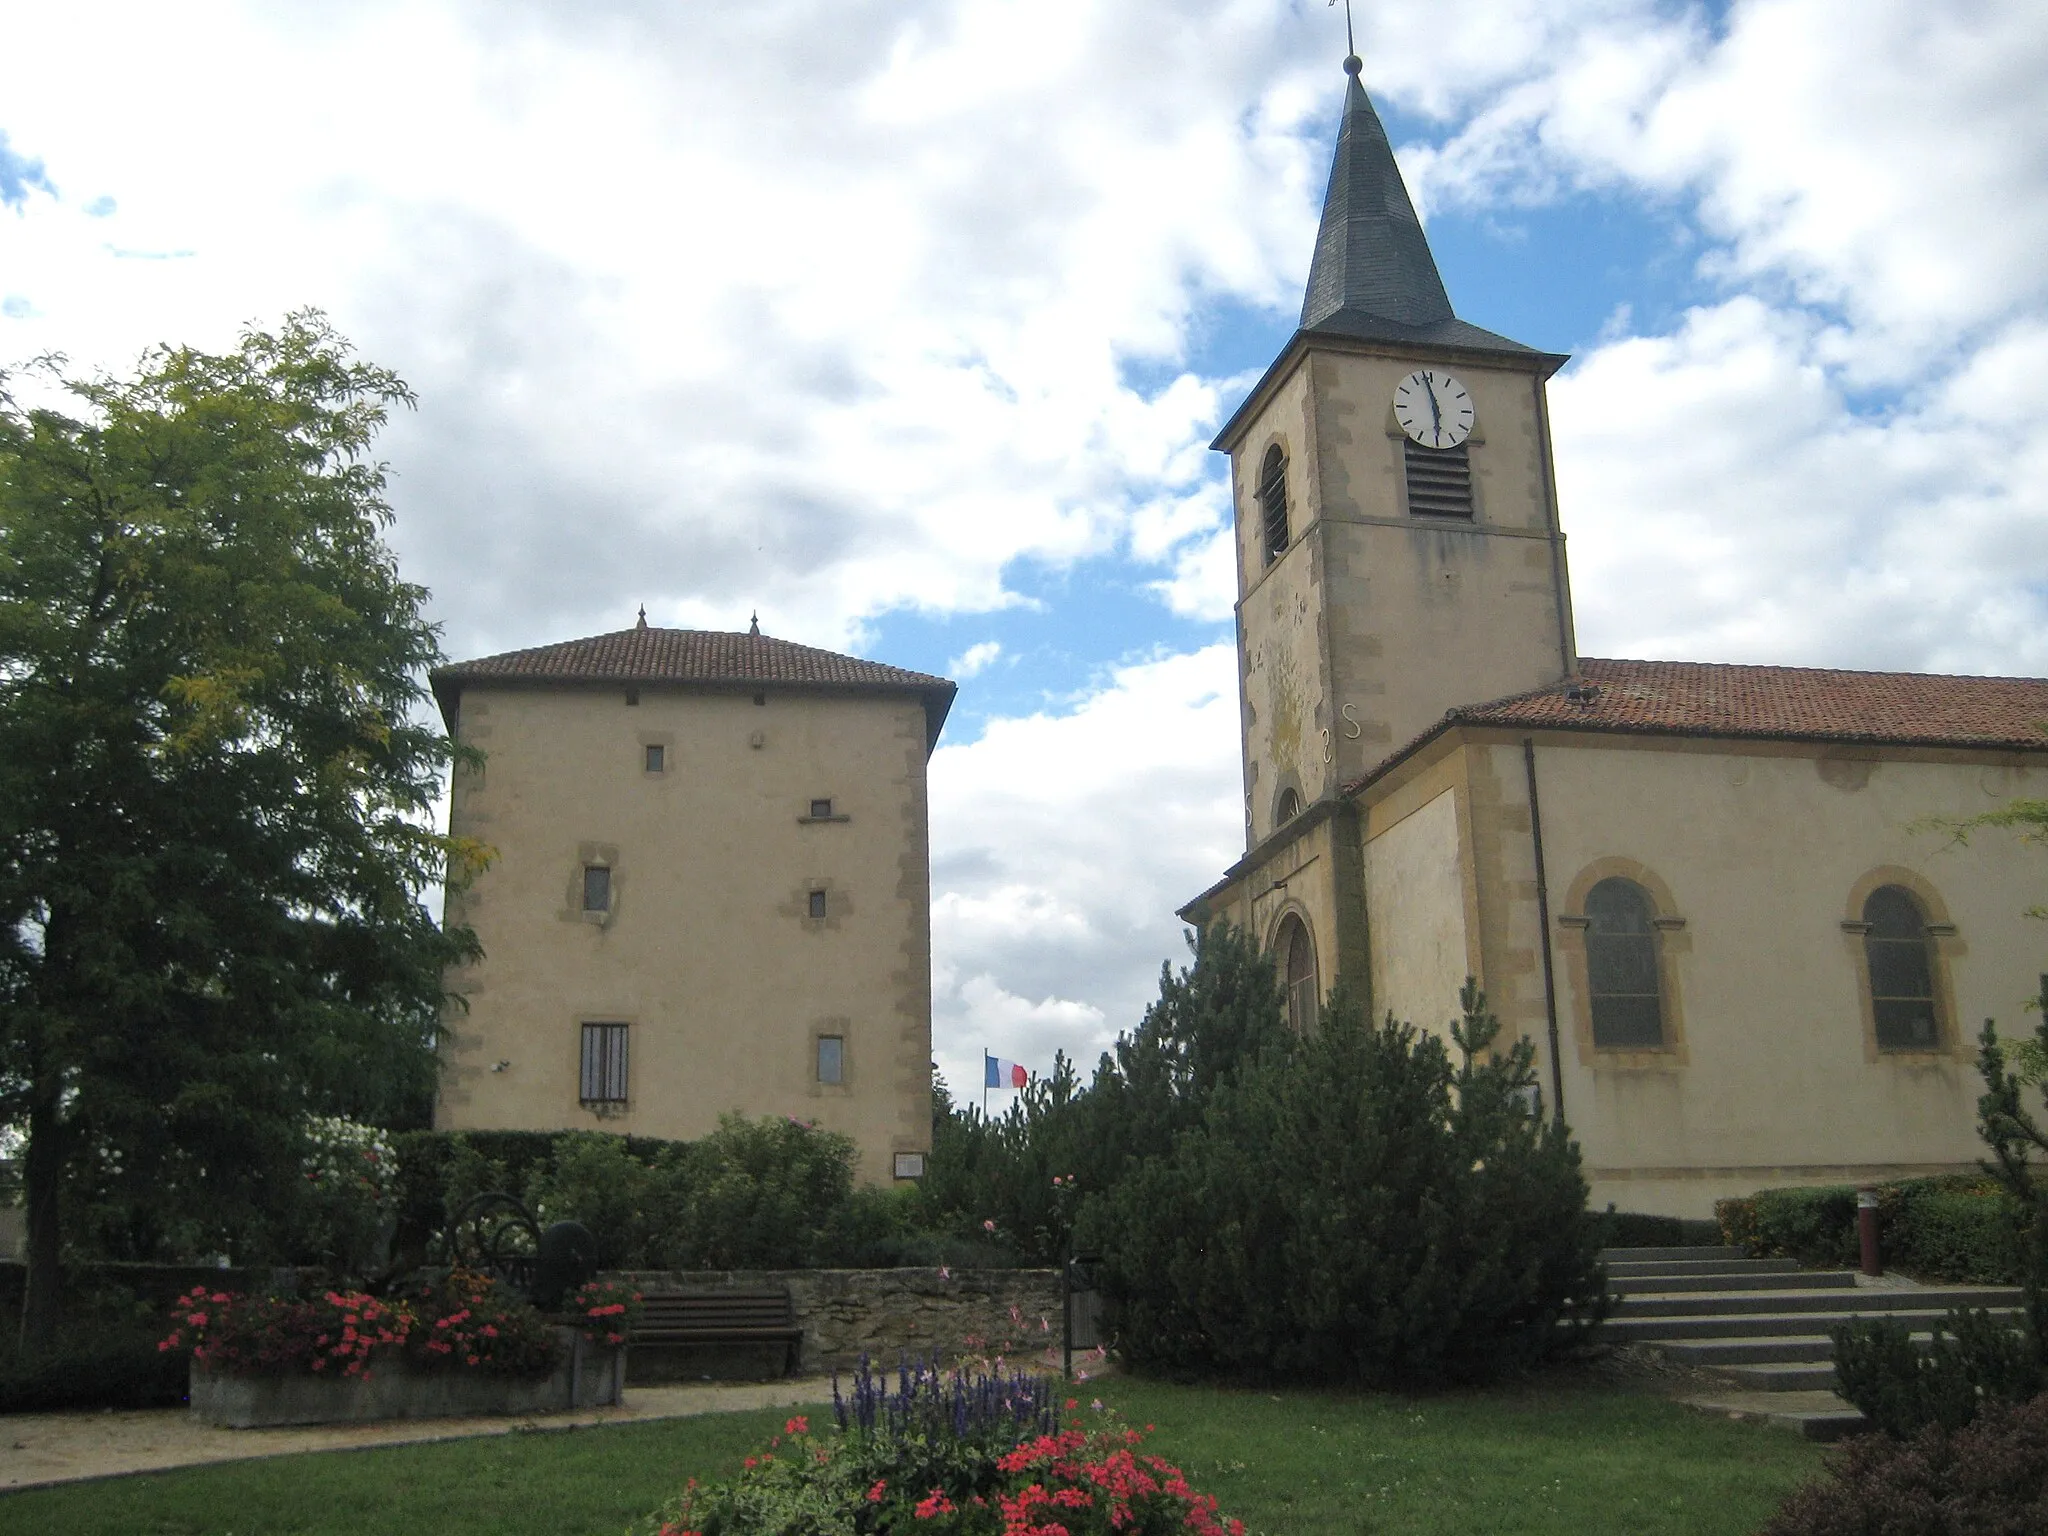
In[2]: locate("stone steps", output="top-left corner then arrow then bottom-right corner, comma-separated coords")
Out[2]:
1593,1244 -> 2027,1441
1603,1306 -> 2022,1343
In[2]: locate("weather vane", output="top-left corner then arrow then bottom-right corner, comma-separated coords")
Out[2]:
1328,0 -> 1355,61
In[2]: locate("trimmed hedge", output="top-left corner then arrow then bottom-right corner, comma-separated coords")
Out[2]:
0,1330 -> 189,1412
1715,1176 -> 2030,1283
1592,1210 -> 1722,1248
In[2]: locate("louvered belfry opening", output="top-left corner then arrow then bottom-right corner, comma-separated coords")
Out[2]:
1404,439 -> 1473,518
1258,445 -> 1290,561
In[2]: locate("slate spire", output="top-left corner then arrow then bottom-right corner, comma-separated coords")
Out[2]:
1300,55 -> 1455,334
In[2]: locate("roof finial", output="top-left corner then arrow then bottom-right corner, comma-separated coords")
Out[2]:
635,604 -> 647,630
1331,0 -> 1357,68
749,610 -> 760,636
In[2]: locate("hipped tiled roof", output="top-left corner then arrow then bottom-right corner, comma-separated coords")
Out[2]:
432,626 -> 956,748
1348,657 -> 2048,794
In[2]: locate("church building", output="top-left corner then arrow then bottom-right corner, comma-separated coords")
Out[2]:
430,616 -> 954,1185
1180,55 -> 2048,1218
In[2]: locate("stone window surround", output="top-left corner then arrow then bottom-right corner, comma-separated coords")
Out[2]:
638,730 -> 674,777
811,1021 -> 852,1094
1555,857 -> 1689,1071
1268,903 -> 1320,1036
796,880 -> 846,929
566,842 -> 622,928
1840,866 -> 1963,1062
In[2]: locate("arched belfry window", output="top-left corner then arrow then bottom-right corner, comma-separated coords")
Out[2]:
1276,787 -> 1303,825
1276,913 -> 1319,1034
1585,877 -> 1663,1048
1864,885 -> 1940,1050
1257,445 -> 1290,564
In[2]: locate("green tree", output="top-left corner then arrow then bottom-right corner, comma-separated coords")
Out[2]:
0,315 -> 480,1345
1082,978 -> 1607,1386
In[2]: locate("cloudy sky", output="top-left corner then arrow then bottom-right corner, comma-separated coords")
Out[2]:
5,0 -> 2045,1105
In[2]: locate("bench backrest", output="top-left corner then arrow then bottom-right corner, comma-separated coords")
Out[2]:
640,1291 -> 795,1329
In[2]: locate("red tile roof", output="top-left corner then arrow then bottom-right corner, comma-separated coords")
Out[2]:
431,625 -> 956,747
1348,656 -> 2048,794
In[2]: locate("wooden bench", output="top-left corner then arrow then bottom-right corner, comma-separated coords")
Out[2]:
632,1290 -> 803,1376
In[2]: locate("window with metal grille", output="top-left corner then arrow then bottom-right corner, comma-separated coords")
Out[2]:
1865,885 -> 1940,1049
1404,439 -> 1474,518
580,1022 -> 629,1105
1257,445 -> 1289,562
1276,913 -> 1319,1035
1586,877 -> 1663,1048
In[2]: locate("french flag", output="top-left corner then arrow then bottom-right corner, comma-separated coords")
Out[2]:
984,1054 -> 1029,1089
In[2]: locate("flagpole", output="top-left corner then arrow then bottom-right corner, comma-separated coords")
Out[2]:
982,1050 -> 990,1119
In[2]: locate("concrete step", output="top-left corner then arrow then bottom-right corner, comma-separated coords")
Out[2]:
1603,1258 -> 1801,1280
1720,1360 -> 1843,1393
1655,1334 -> 1856,1367
1600,1246 -> 1745,1263
1604,1305 -> 2024,1343
1680,1388 -> 1869,1442
1613,1285 -> 2023,1319
1609,1269 -> 1854,1295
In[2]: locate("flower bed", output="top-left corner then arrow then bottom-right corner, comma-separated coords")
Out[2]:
634,1357 -> 1241,1536
164,1270 -> 625,1428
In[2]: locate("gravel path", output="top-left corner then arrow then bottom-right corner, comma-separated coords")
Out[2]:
0,1377 -> 837,1493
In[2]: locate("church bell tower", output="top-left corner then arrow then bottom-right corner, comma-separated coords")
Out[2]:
1215,54 -> 1578,849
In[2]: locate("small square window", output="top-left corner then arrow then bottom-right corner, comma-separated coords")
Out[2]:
583,865 -> 612,913
810,798 -> 833,819
807,889 -> 828,920
580,1022 -> 629,1105
645,743 -> 665,773
816,1035 -> 844,1085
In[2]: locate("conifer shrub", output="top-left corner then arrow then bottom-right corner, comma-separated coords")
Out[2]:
1080,980 -> 1607,1388
1834,1309 -> 2047,1439
1757,1392 -> 2048,1536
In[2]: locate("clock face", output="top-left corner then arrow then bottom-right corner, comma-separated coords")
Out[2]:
1392,370 -> 1474,450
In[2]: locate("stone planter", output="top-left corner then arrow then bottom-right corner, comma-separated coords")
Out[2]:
190,1327 -> 625,1428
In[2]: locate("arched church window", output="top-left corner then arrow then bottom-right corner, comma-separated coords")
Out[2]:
1864,885 -> 1940,1050
1258,445 -> 1290,563
1585,877 -> 1663,1048
1276,787 -> 1303,824
1275,913 -> 1319,1034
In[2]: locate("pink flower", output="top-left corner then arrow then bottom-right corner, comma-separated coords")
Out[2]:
983,1219 -> 996,1232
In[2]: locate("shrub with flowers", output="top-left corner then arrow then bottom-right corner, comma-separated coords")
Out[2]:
400,1267 -> 559,1377
567,1277 -> 644,1346
159,1287 -> 412,1379
634,1358 -> 1242,1536
293,1116 -> 401,1272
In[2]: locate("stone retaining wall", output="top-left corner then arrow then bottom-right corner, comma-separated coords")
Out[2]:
609,1267 -> 1062,1375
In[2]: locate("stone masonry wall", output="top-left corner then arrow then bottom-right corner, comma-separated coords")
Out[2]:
608,1267 -> 1061,1374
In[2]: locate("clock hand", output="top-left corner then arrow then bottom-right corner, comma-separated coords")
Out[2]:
1423,375 -> 1443,446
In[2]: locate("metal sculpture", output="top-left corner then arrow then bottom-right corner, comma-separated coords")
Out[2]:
443,1193 -> 598,1310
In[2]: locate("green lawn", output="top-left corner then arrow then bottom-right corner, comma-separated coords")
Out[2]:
4,1376 -> 1827,1536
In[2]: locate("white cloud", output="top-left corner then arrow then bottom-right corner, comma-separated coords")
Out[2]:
948,640 -> 1004,679
928,645 -> 1241,1094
